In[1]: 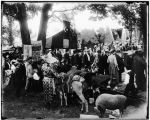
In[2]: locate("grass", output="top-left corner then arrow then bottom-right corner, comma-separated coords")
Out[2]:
2,84 -> 147,119
2,86 -> 98,119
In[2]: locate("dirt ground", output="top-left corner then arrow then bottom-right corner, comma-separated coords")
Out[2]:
2,86 -> 148,119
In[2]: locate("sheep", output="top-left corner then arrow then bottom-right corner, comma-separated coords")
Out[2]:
94,93 -> 127,117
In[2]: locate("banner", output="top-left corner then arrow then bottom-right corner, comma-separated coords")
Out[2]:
23,45 -> 32,60
32,41 -> 42,61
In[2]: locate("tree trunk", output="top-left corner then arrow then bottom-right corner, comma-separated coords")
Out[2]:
7,16 -> 14,46
129,30 -> 132,45
140,4 -> 147,57
18,18 -> 31,45
37,4 -> 52,53
17,3 -> 31,45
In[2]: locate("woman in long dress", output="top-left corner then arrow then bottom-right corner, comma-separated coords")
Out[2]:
41,52 -> 59,107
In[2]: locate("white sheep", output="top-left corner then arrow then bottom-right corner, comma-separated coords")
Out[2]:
94,93 -> 127,117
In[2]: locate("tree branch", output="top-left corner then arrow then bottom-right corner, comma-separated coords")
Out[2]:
48,4 -> 86,18
53,15 -> 63,22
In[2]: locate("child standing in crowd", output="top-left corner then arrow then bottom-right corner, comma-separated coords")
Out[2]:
25,57 -> 33,93
33,68 -> 40,93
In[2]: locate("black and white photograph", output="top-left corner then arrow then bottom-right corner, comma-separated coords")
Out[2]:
1,1 -> 149,119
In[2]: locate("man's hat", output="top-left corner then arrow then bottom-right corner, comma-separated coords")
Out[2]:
26,57 -> 32,61
97,50 -> 101,53
77,49 -> 82,53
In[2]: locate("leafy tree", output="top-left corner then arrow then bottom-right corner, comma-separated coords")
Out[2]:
2,16 -> 21,47
88,4 -> 108,20
7,15 -> 14,45
37,3 -> 87,52
111,3 -> 137,43
27,3 -> 41,18
136,3 -> 147,55
111,2 -> 147,54
2,2 -> 31,45
2,25 -> 9,46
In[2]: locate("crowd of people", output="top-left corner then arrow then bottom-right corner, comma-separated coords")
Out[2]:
2,41 -> 146,107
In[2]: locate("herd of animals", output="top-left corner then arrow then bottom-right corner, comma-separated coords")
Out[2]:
3,63 -> 143,118
53,67 -> 137,118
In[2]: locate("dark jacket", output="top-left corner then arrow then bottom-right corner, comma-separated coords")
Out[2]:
115,54 -> 125,73
83,54 -> 91,67
71,54 -> 75,66
64,53 -> 70,64
56,52 -> 62,62
133,54 -> 146,91
14,64 -> 26,88
76,54 -> 83,69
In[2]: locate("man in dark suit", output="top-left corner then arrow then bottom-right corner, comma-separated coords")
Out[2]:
76,50 -> 83,70
56,49 -> 62,63
133,51 -> 146,91
64,49 -> 70,65
101,51 -> 109,75
73,50 -> 78,67
97,50 -> 106,75
4,54 -> 11,70
83,49 -> 91,69
71,50 -> 76,66
115,50 -> 125,82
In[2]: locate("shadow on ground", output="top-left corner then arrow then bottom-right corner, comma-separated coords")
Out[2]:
2,85 -> 147,119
